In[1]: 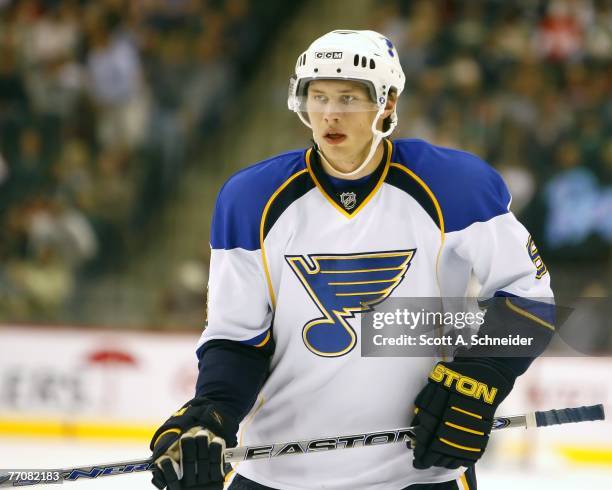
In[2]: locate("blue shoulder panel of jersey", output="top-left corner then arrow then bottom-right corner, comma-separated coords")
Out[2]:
391,139 -> 511,233
210,149 -> 307,251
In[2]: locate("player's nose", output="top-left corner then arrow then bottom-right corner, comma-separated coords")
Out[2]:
323,106 -> 342,122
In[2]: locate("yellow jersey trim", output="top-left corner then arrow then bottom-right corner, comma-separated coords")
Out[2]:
389,161 -> 447,356
389,162 -> 445,264
328,278 -> 397,286
259,167 -> 310,308
254,330 -> 271,348
505,297 -> 555,331
388,162 -> 445,234
319,266 -> 406,274
306,140 -> 391,219
460,472 -> 470,490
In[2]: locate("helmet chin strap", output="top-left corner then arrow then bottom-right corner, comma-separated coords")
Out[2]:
315,106 -> 394,178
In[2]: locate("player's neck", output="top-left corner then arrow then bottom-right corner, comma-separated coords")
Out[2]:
318,139 -> 385,180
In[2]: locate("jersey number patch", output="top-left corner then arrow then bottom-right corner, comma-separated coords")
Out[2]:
526,235 -> 547,279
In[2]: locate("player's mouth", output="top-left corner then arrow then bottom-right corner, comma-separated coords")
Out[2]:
324,131 -> 346,145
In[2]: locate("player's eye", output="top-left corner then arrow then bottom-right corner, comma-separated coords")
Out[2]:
312,94 -> 328,103
341,95 -> 356,104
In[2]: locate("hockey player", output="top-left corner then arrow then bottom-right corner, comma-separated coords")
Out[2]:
149,30 -> 554,490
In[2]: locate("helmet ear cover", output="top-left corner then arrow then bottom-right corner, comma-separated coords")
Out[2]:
382,87 -> 398,132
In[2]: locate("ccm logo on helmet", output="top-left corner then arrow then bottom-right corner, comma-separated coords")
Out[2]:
429,364 -> 498,404
315,51 -> 343,60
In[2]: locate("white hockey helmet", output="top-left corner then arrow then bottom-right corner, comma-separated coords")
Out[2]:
288,30 -> 405,176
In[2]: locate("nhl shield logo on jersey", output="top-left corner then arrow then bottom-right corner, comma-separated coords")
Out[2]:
340,192 -> 357,210
285,250 -> 416,357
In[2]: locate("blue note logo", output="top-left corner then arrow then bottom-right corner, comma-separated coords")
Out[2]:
286,250 -> 416,357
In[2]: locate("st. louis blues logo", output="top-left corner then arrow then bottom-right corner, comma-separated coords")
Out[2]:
286,250 -> 416,357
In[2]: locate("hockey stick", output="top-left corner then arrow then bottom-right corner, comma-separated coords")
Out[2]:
0,404 -> 604,487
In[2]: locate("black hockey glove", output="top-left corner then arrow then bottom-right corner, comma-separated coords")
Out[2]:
149,397 -> 239,490
410,359 -> 515,470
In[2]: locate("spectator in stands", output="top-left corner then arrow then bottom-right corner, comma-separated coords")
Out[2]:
85,8 -> 149,151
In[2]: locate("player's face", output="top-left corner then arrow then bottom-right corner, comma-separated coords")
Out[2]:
306,80 -> 381,163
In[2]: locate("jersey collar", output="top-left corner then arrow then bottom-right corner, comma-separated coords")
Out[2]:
305,139 -> 392,219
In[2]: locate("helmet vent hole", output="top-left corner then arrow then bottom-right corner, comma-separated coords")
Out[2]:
336,68 -> 341,73
353,54 -> 359,66
361,56 -> 366,68
314,68 -> 318,73
369,59 -> 375,69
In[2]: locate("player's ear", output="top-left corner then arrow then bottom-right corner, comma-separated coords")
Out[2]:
382,89 -> 398,120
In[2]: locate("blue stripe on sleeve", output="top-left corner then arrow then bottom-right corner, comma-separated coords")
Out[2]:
210,150 -> 307,251
391,139 -> 511,233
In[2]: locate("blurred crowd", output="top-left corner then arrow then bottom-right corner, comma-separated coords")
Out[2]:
0,0 -> 296,320
376,0 -> 611,294
0,0 -> 609,324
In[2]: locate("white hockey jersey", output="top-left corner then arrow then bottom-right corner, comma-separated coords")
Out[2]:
198,139 -> 553,489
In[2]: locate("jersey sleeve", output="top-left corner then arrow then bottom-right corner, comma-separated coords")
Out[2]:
451,166 -> 555,376
452,169 -> 552,302
194,176 -> 275,421
197,179 -> 274,350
